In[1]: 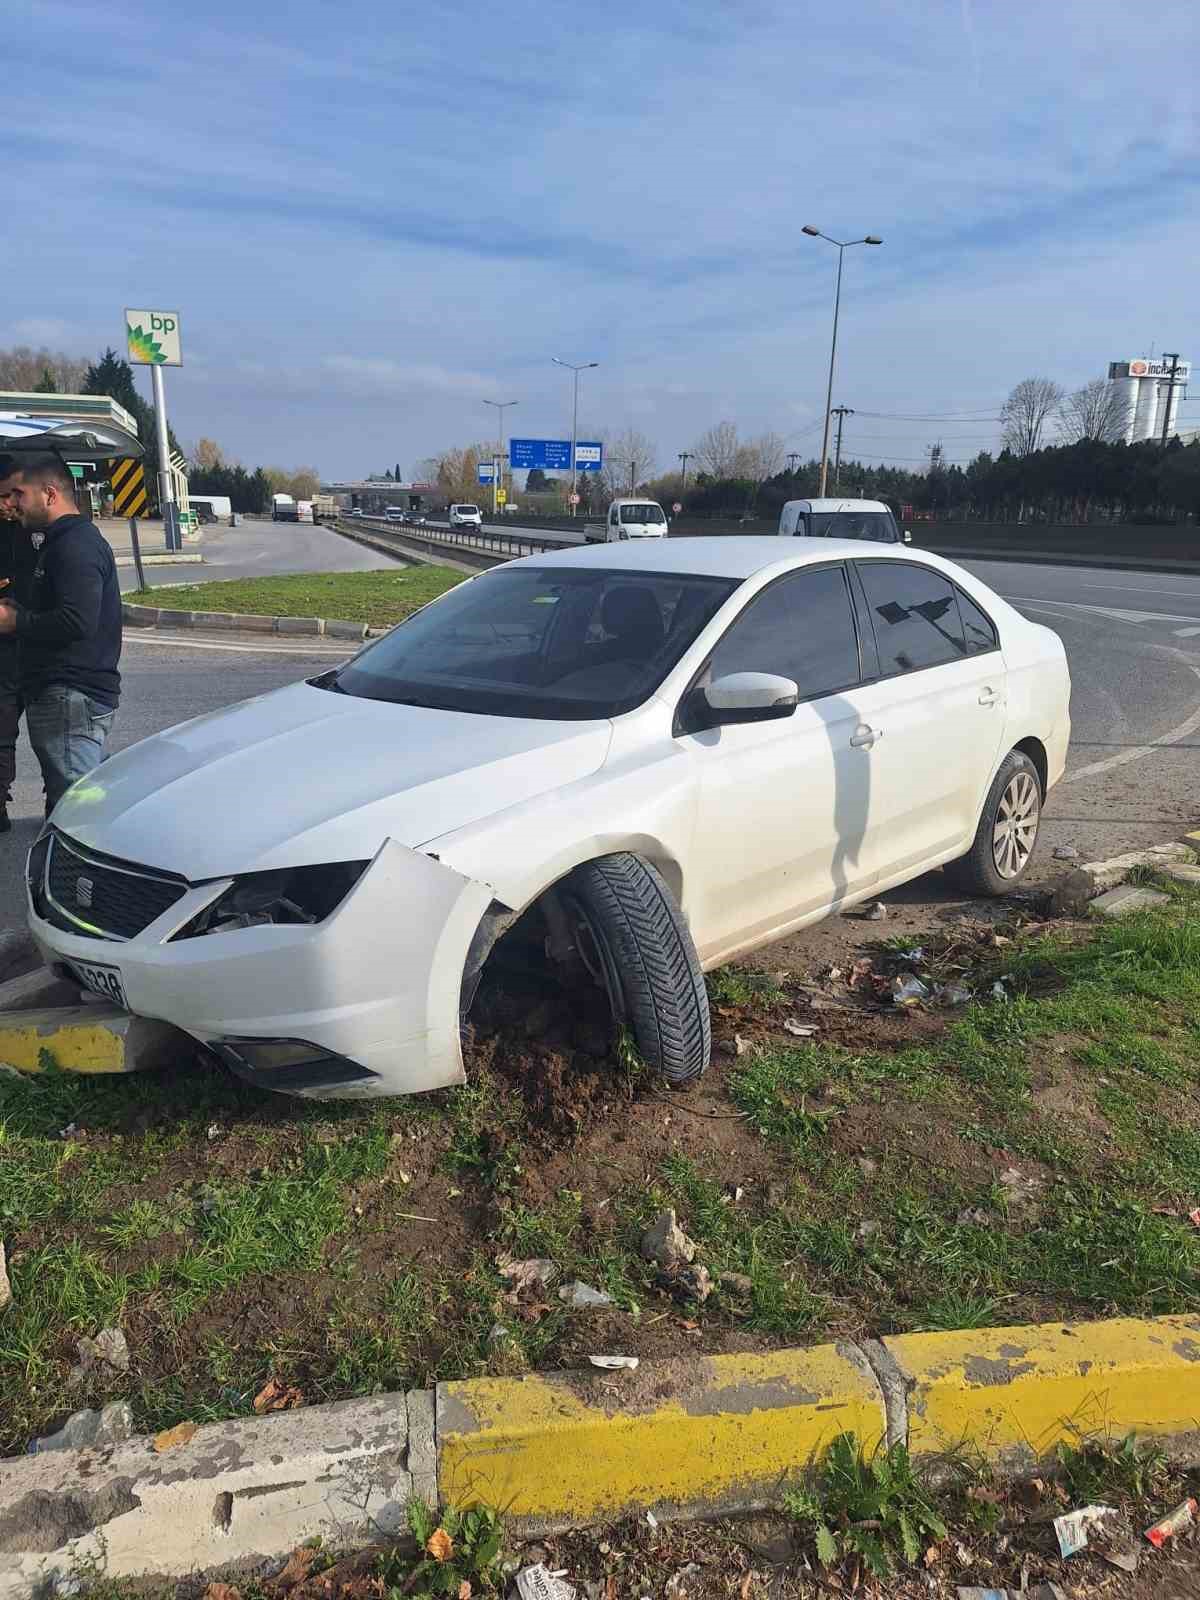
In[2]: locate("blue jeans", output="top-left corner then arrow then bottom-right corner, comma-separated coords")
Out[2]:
24,686 -> 117,814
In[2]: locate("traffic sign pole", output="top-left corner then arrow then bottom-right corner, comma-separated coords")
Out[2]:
151,364 -> 180,554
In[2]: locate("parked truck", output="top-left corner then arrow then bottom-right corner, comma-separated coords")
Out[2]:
271,493 -> 299,523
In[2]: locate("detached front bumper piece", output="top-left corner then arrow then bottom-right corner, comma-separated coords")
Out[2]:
28,838 -> 497,1099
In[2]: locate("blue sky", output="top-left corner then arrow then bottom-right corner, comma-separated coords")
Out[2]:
6,0 -> 1199,477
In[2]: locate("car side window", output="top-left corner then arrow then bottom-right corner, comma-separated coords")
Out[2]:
706,566 -> 861,700
955,587 -> 999,654
856,562 -> 968,675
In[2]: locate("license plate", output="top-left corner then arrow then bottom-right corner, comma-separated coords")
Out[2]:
68,960 -> 128,1009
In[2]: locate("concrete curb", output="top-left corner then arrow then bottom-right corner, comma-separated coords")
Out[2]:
113,552 -> 204,570
121,601 -> 369,641
3,1315 -> 1200,1596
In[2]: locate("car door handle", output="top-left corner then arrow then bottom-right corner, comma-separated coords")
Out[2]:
978,687 -> 1000,707
849,724 -> 880,749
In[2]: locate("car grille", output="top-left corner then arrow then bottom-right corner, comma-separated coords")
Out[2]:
37,832 -> 189,942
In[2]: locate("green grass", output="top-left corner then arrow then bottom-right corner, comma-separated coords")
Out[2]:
129,565 -> 464,626
3,893 -> 1200,1453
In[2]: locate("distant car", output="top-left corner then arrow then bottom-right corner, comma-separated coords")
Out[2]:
384,508 -> 405,522
28,539 -> 1069,1101
596,498 -> 669,543
348,508 -> 364,517
448,504 -> 483,529
778,498 -> 909,544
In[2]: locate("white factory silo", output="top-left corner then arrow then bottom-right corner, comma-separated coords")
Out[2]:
1107,357 -> 1190,443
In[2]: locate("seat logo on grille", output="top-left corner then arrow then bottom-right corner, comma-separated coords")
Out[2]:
75,876 -> 94,909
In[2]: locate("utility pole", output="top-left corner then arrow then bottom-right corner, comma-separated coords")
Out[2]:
1159,354 -> 1181,448
831,407 -> 854,490
678,450 -> 692,491
483,399 -> 518,516
151,365 -> 181,552
786,452 -> 801,474
629,460 -> 638,495
552,358 -> 598,516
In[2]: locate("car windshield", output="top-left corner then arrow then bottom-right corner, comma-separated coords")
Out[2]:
620,503 -> 666,524
805,511 -> 898,542
457,505 -> 480,515
328,565 -> 738,719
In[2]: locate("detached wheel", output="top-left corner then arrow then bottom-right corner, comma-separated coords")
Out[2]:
944,749 -> 1042,896
563,853 -> 710,1084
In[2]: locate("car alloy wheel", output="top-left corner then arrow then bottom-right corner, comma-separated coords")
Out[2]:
992,770 -> 1039,878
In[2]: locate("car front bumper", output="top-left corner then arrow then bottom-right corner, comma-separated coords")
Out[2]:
27,837 -> 496,1099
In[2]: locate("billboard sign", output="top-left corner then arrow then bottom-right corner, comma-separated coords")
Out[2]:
125,309 -> 182,366
1110,358 -> 1191,382
509,438 -> 604,472
477,461 -> 496,484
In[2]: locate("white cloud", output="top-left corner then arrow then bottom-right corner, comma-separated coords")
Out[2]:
320,356 -> 499,398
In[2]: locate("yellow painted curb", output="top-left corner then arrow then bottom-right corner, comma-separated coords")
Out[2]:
0,1006 -> 183,1075
886,1316 -> 1200,1471
437,1344 -> 885,1528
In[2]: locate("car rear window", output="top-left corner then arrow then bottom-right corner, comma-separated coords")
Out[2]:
856,562 -> 968,673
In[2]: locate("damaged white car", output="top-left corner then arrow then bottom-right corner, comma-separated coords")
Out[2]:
27,539 -> 1069,1098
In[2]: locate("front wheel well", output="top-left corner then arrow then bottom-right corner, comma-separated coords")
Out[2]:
1012,736 -> 1048,798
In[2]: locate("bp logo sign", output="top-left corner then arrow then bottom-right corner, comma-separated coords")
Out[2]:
125,309 -> 183,366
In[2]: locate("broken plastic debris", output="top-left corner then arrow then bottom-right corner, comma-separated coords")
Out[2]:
588,1355 -> 639,1370
1052,846 -> 1081,861
153,1420 -> 198,1453
515,1564 -> 576,1600
1053,1503 -> 1117,1557
897,946 -> 926,964
1144,1497 -> 1198,1547
645,1511 -> 659,1529
990,980 -> 1009,1002
557,1280 -> 615,1309
783,1019 -> 818,1037
935,983 -> 973,1007
892,973 -> 929,1007
862,900 -> 888,920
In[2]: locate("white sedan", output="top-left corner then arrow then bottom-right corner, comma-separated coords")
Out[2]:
27,539 -> 1069,1098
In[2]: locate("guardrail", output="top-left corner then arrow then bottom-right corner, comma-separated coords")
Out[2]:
352,515 -> 576,560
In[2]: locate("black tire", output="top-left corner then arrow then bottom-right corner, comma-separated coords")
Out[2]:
563,853 -> 710,1084
944,749 -> 1042,896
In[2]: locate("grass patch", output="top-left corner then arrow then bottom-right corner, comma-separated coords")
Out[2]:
129,566 -> 464,626
3,895 -> 1200,1453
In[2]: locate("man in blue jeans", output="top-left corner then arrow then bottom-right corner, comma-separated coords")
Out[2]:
0,453 -> 121,815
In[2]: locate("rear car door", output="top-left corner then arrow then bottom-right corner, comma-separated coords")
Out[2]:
677,564 -> 875,961
848,560 -> 1007,881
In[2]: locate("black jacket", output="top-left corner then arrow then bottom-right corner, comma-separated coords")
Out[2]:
13,515 -> 122,707
0,519 -> 37,686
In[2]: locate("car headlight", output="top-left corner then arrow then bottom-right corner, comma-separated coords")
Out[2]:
174,861 -> 370,939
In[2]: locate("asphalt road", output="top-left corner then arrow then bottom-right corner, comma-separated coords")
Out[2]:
2,529 -> 1197,930
115,517 -> 397,592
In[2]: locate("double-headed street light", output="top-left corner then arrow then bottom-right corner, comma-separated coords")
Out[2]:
483,399 -> 518,515
802,226 -> 882,497
552,357 -> 598,516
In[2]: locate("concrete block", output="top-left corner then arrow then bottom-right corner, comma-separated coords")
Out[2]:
1092,884 -> 1171,918
0,1005 -> 189,1075
0,1394 -> 411,1595
155,608 -> 197,629
1049,841 -> 1195,916
886,1316 -> 1200,1475
436,1343 -> 886,1532
119,603 -> 161,628
274,616 -> 323,636
1156,863 -> 1200,887
324,618 -> 369,641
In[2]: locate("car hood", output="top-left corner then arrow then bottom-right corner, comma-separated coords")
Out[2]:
52,681 -> 612,880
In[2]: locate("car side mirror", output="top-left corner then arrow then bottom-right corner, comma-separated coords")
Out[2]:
700,672 -> 799,726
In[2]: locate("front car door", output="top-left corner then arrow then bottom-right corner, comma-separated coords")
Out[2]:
677,563 -> 877,963
847,559 -> 1008,883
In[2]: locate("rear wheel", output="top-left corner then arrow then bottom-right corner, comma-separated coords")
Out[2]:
562,853 -> 710,1084
944,749 -> 1042,896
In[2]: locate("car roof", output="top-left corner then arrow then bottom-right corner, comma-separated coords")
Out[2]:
781,498 -> 890,513
527,536 -> 937,581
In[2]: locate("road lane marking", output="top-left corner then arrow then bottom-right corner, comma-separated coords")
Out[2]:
1062,664 -> 1200,785
1174,627 -> 1200,638
125,634 -> 348,656
1009,598 -> 1200,626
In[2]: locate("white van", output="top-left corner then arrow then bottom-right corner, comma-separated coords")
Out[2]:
602,498 -> 669,541
449,503 -> 483,529
777,497 -> 908,543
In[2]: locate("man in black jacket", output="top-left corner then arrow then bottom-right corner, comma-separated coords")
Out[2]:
0,499 -> 37,833
0,453 -> 122,814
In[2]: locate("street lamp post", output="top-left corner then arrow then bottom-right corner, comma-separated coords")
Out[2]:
678,450 -> 692,492
483,399 -> 518,516
552,357 -> 598,516
801,226 -> 881,497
